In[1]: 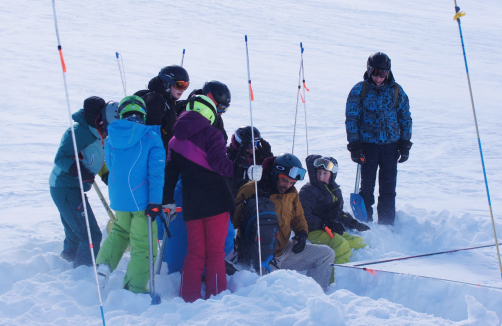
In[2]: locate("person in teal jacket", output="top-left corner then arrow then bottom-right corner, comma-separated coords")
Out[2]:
49,96 -> 116,267
96,95 -> 166,294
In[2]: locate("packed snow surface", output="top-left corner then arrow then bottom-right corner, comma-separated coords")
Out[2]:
1,0 -> 502,325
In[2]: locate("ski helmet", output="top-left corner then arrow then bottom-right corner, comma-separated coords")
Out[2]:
101,101 -> 119,129
202,80 -> 231,112
272,153 -> 306,181
186,95 -> 217,125
158,65 -> 190,89
234,126 -> 261,146
118,95 -> 147,122
313,156 -> 339,182
367,52 -> 391,77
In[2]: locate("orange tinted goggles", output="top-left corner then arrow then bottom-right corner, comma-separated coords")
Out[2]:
174,80 -> 190,91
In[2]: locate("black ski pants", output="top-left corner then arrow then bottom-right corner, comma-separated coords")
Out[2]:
359,142 -> 398,225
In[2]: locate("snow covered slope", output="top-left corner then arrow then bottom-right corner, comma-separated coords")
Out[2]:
1,0 -> 501,324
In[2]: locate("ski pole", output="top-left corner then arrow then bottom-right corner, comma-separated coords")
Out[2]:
155,207 -> 182,275
115,52 -> 126,96
92,183 -> 116,234
181,48 -> 185,67
352,242 -> 502,267
300,42 -> 310,156
453,0 -> 502,278
146,210 -> 161,305
51,1 -> 106,324
291,43 -> 303,155
245,35 -> 263,277
332,263 -> 502,290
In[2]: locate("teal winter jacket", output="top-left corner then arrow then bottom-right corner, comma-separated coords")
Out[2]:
105,120 -> 165,212
49,110 -> 104,191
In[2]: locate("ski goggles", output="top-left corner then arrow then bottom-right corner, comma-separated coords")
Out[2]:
173,80 -> 190,91
123,114 -> 145,124
276,165 -> 306,181
313,158 -> 339,173
247,140 -> 259,149
369,67 -> 389,78
216,103 -> 229,113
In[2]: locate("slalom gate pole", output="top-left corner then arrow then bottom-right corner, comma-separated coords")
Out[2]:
245,35 -> 263,277
352,242 -> 502,267
291,43 -> 303,155
300,42 -> 310,155
181,48 -> 185,66
51,1 -> 106,324
115,52 -> 127,96
453,0 -> 502,278
332,264 -> 502,290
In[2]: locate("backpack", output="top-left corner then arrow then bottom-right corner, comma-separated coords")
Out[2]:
237,194 -> 279,272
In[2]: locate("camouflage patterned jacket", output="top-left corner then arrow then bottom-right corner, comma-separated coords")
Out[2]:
345,72 -> 412,144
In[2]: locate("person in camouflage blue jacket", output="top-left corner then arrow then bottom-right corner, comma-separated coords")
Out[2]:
345,52 -> 412,225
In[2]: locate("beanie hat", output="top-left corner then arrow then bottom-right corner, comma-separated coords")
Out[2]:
83,96 -> 106,128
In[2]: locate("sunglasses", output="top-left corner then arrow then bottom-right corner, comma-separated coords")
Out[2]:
369,68 -> 389,78
174,80 -> 190,91
313,158 -> 339,173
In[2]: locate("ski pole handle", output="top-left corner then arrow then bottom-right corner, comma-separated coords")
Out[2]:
324,226 -> 334,239
163,207 -> 182,214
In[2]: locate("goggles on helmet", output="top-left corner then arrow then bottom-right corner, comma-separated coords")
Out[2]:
174,80 -> 190,91
313,158 -> 339,174
369,67 -> 389,78
276,165 -> 306,181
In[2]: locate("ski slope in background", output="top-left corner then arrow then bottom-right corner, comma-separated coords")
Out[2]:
0,0 -> 501,324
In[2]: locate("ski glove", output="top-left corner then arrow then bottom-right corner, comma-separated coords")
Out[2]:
101,172 -> 109,186
397,139 -> 413,163
68,162 -> 95,183
347,141 -> 365,164
256,138 -> 272,158
292,230 -> 308,254
162,203 -> 178,222
235,141 -> 250,168
146,203 -> 163,220
324,219 -> 345,235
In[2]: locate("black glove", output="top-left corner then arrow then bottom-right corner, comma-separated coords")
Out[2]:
347,141 -> 365,164
256,138 -> 272,158
68,162 -> 95,183
323,219 -> 345,235
145,203 -> 163,220
397,139 -> 413,163
313,202 -> 339,220
340,213 -> 370,231
235,141 -> 250,168
292,230 -> 308,254
101,172 -> 109,186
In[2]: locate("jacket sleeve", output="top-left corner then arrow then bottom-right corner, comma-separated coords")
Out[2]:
54,124 -> 94,173
299,185 -> 324,232
147,133 -> 166,204
206,128 -> 234,177
345,82 -> 364,143
290,193 -> 309,234
396,85 -> 412,141
163,149 -> 180,204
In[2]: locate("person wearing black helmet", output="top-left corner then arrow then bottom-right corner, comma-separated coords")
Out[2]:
345,52 -> 412,225
134,65 -> 190,150
176,80 -> 231,143
226,125 -> 273,197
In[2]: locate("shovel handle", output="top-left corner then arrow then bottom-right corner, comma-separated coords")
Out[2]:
324,226 -> 334,239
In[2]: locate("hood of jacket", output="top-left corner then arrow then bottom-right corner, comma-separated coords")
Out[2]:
172,111 -> 212,140
106,119 -> 150,149
305,154 -> 339,190
72,109 -> 90,127
363,70 -> 396,88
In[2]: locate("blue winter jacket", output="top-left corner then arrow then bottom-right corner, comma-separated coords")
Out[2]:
345,72 -> 412,144
105,120 -> 166,212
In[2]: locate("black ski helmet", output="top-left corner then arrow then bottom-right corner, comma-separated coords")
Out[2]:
272,153 -> 306,181
367,52 -> 391,75
158,65 -> 189,89
202,80 -> 231,108
234,125 -> 261,145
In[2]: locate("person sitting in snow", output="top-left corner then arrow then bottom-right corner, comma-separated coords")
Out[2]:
49,96 -> 117,267
96,95 -> 165,294
226,125 -> 273,198
232,153 -> 336,292
299,155 -> 369,280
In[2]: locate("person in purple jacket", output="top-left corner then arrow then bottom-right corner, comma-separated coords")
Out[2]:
162,95 -> 239,302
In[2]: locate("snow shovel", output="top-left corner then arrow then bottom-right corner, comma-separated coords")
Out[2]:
154,207 -> 182,275
350,164 -> 368,222
147,214 -> 161,305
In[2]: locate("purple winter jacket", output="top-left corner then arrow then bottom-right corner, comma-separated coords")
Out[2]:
163,111 -> 235,221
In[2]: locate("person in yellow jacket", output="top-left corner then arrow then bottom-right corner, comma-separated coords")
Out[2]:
233,153 -> 335,291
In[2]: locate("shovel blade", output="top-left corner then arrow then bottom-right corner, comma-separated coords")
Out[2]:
350,193 -> 368,222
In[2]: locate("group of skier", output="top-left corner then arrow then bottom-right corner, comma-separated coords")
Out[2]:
49,51 -> 412,302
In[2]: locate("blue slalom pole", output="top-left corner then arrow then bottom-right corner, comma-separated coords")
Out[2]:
181,49 -> 185,67
115,52 -> 127,96
453,0 -> 502,278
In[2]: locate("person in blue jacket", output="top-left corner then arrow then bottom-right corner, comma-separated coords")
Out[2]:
49,96 -> 116,267
95,95 -> 166,294
345,52 -> 412,225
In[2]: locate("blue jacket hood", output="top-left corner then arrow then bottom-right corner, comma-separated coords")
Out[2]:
107,120 -> 150,150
